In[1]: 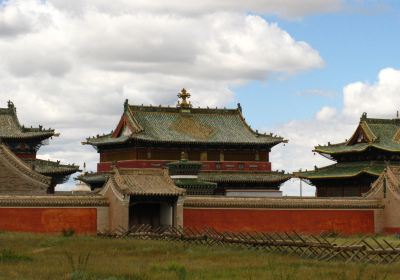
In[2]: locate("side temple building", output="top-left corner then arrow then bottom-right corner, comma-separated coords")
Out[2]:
0,101 -> 79,193
81,89 -> 291,196
297,113 -> 400,197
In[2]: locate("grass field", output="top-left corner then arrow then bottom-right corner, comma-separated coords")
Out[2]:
0,232 -> 399,280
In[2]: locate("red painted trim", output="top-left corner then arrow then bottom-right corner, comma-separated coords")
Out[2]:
183,208 -> 375,235
112,115 -> 127,138
112,114 -> 135,138
0,208 -> 97,234
97,160 -> 272,172
16,153 -> 36,159
384,227 -> 400,234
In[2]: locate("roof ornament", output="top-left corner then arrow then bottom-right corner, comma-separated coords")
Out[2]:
7,100 -> 14,109
124,99 -> 129,111
361,112 -> 367,120
177,88 -> 192,108
237,103 -> 242,112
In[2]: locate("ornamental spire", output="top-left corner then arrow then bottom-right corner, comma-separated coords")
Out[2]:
7,100 -> 14,108
177,88 -> 192,108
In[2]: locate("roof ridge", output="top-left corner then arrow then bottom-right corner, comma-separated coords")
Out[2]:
129,104 -> 240,114
364,117 -> 400,124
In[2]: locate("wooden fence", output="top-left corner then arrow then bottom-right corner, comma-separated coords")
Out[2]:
99,225 -> 400,264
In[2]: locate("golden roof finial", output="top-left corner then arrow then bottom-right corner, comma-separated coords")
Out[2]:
177,88 -> 192,108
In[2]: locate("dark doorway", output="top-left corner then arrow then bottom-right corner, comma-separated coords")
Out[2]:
129,203 -> 161,227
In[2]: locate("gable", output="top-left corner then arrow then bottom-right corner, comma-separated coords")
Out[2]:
348,123 -> 375,145
393,128 -> 400,143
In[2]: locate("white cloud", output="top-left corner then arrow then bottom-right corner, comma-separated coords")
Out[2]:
343,68 -> 400,119
49,0 -> 343,19
0,0 -> 325,190
275,68 -> 400,196
316,106 -> 337,121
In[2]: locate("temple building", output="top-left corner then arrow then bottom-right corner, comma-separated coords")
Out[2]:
81,89 -> 291,196
297,113 -> 400,197
0,101 -> 79,193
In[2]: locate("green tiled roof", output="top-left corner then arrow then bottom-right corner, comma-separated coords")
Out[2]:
198,171 -> 291,183
295,161 -> 387,179
0,102 -> 55,140
314,114 -> 400,155
84,103 -> 285,147
24,159 -> 80,175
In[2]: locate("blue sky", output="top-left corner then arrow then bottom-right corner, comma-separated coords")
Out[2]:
235,1 -> 400,129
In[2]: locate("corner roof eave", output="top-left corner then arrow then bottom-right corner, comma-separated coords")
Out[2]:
1,131 -> 57,141
294,162 -> 384,180
295,170 -> 382,180
313,143 -> 400,155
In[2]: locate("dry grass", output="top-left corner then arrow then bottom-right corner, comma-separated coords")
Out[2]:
0,232 -> 399,279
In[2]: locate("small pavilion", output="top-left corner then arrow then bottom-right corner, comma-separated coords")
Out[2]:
100,167 -> 185,231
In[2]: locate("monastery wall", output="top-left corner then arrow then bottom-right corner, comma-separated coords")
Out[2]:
0,196 -> 109,234
183,197 -> 382,235
0,207 -> 98,234
183,208 -> 376,234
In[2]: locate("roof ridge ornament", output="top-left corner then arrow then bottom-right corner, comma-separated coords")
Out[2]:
361,112 -> 367,120
177,88 -> 192,109
7,100 -> 14,109
237,103 -> 242,112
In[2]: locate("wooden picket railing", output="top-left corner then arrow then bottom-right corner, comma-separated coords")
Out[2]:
98,225 -> 400,264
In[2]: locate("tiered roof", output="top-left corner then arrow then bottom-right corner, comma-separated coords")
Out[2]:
0,101 -> 79,187
298,113 -> 400,181
84,91 -> 285,148
0,101 -> 56,141
314,113 -> 400,156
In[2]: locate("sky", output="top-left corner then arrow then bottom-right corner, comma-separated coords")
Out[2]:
0,0 -> 399,195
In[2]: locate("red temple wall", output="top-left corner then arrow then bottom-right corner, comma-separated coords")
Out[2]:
183,208 -> 375,235
98,160 -> 272,172
0,208 -> 97,234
